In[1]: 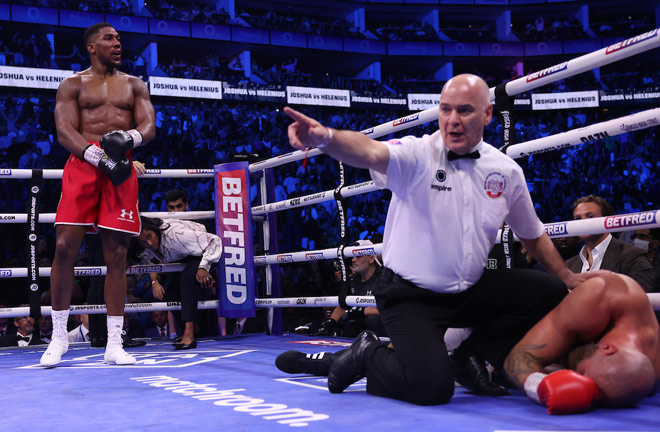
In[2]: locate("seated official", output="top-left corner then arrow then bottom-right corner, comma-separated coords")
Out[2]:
134,217 -> 222,350
313,240 -> 386,338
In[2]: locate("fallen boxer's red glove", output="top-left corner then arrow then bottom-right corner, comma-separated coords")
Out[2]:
524,370 -> 602,414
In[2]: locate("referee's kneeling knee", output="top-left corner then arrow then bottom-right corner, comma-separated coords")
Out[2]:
406,380 -> 454,406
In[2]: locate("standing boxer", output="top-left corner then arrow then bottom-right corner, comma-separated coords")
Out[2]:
40,22 -> 155,367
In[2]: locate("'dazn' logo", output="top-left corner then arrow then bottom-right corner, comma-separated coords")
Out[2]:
484,172 -> 506,198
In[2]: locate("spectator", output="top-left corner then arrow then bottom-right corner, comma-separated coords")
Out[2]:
566,195 -> 655,292
0,304 -> 15,337
135,216 -> 222,350
67,313 -> 90,343
38,315 -> 53,343
0,314 -> 46,347
145,310 -> 176,339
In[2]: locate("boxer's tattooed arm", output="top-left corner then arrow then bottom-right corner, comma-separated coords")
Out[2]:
504,343 -> 548,389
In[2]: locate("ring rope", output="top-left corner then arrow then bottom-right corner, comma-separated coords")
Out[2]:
1,31 -> 658,184
496,29 -> 660,100
2,210 -> 653,277
251,105 -> 659,218
252,210 -> 659,266
505,107 -> 660,159
1,168 -> 216,180
3,103 -> 655,224
248,29 -> 660,172
0,210 -> 215,224
2,30 -> 659,326
0,263 -> 186,278
2,292 -> 659,319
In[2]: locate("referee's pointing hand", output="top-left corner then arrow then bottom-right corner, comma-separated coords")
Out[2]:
284,106 -> 332,150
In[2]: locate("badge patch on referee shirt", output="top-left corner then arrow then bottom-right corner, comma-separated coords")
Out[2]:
484,172 -> 506,198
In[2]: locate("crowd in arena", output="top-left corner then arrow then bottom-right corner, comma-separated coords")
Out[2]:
1,92 -> 657,305
1,1 -> 659,340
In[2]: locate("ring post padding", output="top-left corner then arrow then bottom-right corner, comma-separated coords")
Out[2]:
27,169 -> 43,319
494,83 -> 516,155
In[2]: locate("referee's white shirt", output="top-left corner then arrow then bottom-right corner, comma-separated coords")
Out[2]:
370,131 -> 544,294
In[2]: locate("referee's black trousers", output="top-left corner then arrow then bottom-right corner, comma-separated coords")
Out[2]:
364,268 -> 567,405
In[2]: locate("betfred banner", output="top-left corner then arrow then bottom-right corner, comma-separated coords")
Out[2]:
214,162 -> 255,318
0,66 -> 72,90
149,76 -> 222,99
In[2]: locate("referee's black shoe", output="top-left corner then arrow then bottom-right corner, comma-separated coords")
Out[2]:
122,331 -> 147,348
327,330 -> 380,393
451,352 -> 508,396
275,350 -> 339,376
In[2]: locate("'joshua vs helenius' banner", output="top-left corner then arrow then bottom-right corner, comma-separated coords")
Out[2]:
214,162 -> 255,318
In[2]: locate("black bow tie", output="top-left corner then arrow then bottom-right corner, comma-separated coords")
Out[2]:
17,335 -> 30,343
448,150 -> 480,161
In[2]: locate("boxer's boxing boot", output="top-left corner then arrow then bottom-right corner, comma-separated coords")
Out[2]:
40,310 -> 70,367
104,316 -> 136,365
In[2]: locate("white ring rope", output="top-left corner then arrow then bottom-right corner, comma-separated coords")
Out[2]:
245,29 -> 660,172
3,105 -> 657,223
2,30 -> 659,322
0,168 -> 216,180
255,243 -> 384,266
252,210 -> 659,266
2,210 -> 655,276
251,180 -> 377,216
0,263 -> 186,278
495,29 -> 660,100
0,210 -> 215,224
2,293 -> 659,318
0,300 -> 219,318
505,107 -> 660,159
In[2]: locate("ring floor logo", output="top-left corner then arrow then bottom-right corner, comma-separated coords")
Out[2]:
18,348 -> 254,369
131,375 -> 330,427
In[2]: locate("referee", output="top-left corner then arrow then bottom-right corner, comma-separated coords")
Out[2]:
283,74 -> 597,405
